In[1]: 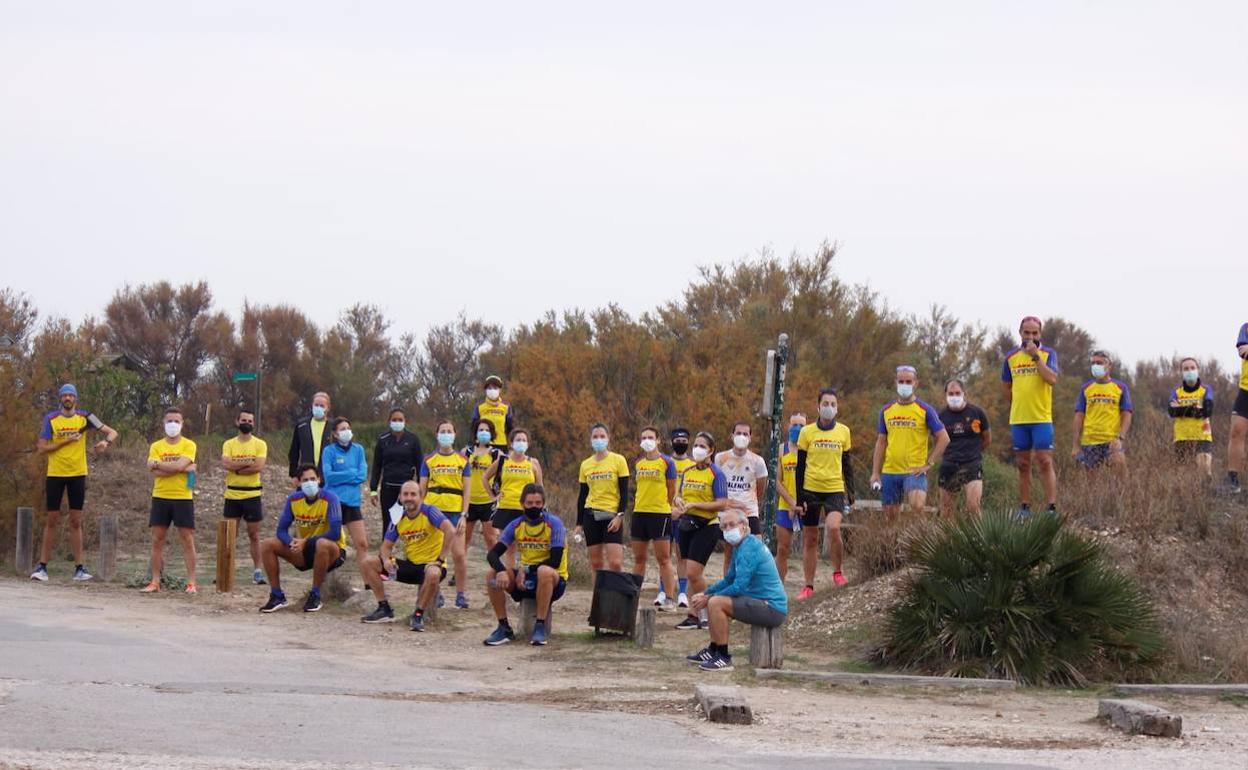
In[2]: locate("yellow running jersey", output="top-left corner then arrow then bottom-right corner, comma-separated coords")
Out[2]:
1171,383 -> 1214,442
677,463 -> 728,521
501,513 -> 569,579
387,504 -> 448,563
149,437 -> 197,500
288,491 -> 347,549
420,452 -> 470,513
40,410 -> 102,477
878,400 -> 944,474
776,446 -> 798,511
633,454 -> 677,514
1076,379 -> 1133,445
222,436 -> 267,500
1002,345 -> 1060,424
579,452 -> 630,511
796,421 -> 852,493
497,456 -> 536,509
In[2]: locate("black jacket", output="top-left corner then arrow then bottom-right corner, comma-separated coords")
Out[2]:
370,431 -> 424,491
288,418 -> 334,478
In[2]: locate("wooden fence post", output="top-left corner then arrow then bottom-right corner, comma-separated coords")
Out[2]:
15,506 -> 34,576
635,607 -> 657,649
215,519 -> 237,593
97,514 -> 118,582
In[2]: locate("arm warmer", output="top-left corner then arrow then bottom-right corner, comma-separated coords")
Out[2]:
287,428 -> 301,477
487,542 -> 507,573
842,453 -> 855,505
369,439 -> 383,492
616,477 -> 630,513
795,449 -> 808,500
545,546 -> 564,571
576,483 -> 589,526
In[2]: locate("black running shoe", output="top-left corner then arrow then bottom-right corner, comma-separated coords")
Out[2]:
259,593 -> 289,613
409,611 -> 425,632
686,646 -> 715,664
675,615 -> 702,630
362,604 -> 395,624
303,592 -> 322,612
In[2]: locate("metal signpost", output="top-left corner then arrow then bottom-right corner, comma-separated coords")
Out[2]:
759,333 -> 789,552
232,370 -> 260,431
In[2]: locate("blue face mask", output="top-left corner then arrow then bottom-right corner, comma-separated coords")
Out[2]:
1182,370 -> 1199,385
723,526 -> 744,546
437,432 -> 455,447
336,429 -> 353,445
591,437 -> 608,453
1091,364 -> 1107,379
896,383 -> 914,399
311,405 -> 326,420
476,430 -> 492,444
788,425 -> 801,443
389,420 -> 405,433
300,479 -> 319,498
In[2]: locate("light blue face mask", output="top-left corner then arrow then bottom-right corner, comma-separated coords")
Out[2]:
591,437 -> 608,453
896,383 -> 915,399
389,420 -> 405,433
723,526 -> 744,546
437,432 -> 455,447
1091,364 -> 1107,379
1182,370 -> 1199,384
337,429 -> 353,445
477,430 -> 492,444
512,440 -> 528,454
311,405 -> 326,420
300,479 -> 319,498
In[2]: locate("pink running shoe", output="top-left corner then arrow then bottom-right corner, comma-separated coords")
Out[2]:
832,571 -> 848,587
796,586 -> 815,601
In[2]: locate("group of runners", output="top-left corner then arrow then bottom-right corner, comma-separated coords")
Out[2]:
27,318 -> 1248,645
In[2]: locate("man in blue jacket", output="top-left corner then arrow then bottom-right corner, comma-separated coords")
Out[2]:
685,508 -> 787,672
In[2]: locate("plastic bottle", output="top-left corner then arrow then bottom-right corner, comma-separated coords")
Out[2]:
187,469 -> 197,489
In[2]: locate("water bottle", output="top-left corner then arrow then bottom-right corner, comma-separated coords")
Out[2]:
792,510 -> 802,533
524,566 -> 537,591
187,469 -> 197,489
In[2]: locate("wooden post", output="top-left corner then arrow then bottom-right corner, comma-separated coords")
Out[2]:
635,607 -> 656,649
749,624 -> 785,669
520,597 -> 553,638
215,519 -> 237,593
97,514 -> 118,582
15,506 -> 34,576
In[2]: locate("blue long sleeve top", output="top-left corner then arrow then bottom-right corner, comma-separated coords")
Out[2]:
275,489 -> 342,547
705,534 -> 788,614
321,441 -> 367,506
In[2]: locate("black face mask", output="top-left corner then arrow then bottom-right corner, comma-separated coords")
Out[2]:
238,423 -> 254,434
672,441 -> 689,455
523,507 -> 544,522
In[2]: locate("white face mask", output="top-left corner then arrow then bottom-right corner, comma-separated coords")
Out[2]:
389,420 -> 405,433
337,428 -> 353,444
639,438 -> 657,453
437,432 -> 455,447
485,387 -> 501,400
164,420 -> 182,438
732,434 -> 750,450
946,395 -> 965,410
818,405 -> 837,420
300,479 -> 319,498
691,446 -> 710,462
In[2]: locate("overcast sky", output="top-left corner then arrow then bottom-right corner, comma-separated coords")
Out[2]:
2,2 -> 1244,373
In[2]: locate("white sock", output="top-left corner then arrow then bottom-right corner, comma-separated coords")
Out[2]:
699,608 -> 708,622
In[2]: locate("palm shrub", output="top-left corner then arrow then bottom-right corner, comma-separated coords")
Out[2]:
877,511 -> 1162,685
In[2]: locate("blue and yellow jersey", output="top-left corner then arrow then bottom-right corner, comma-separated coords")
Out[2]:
467,447 -> 499,505
1171,383 -> 1214,442
222,436 -> 267,501
472,400 -> 513,449
497,456 -> 536,509
1002,345 -> 1060,424
673,456 -> 696,481
385,503 -> 448,563
578,451 -> 630,512
420,452 -> 471,513
633,454 -> 677,514
878,400 -> 943,474
40,409 -> 102,477
776,445 -> 798,512
500,512 -> 569,579
280,489 -> 346,549
796,421 -> 852,493
677,463 -> 728,520
1238,323 -> 1248,391
148,437 -> 197,500
1075,379 -> 1133,445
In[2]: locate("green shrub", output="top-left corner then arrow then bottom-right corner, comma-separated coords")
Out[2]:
876,510 -> 1162,686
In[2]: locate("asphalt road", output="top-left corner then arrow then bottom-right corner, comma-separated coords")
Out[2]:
0,581 -> 1048,770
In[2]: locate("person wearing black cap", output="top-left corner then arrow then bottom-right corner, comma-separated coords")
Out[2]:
669,427 -> 694,607
471,375 -> 514,451
32,383 -> 117,582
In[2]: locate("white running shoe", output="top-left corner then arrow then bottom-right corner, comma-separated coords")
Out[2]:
677,592 -> 689,608
30,565 -> 49,582
653,591 -> 667,607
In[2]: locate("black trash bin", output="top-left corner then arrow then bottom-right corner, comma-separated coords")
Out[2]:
589,570 -> 642,637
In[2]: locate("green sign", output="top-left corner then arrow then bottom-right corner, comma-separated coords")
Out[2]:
232,372 -> 257,382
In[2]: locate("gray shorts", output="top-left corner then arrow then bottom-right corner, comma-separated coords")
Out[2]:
730,596 -> 786,628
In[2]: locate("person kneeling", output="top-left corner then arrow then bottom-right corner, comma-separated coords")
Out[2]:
259,464 -> 347,613
359,480 -> 456,631
686,509 -> 788,672
483,483 -> 568,647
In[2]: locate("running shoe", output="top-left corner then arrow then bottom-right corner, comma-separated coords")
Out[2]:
675,615 -> 702,631
185,582 -> 197,595
484,623 -> 515,646
653,592 -> 667,608
302,592 -> 322,612
259,593 -> 288,612
30,565 -> 49,582
409,611 -> 425,632
455,592 -> 470,610
72,566 -> 93,582
797,586 -> 815,601
530,619 -> 549,646
832,571 -> 848,587
677,592 -> 689,608
686,646 -> 715,664
139,580 -> 161,593
698,652 -> 734,672
657,600 -> 676,613
252,568 -> 266,585
362,604 -> 395,623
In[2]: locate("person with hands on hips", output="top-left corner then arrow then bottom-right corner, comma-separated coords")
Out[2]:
576,422 -> 630,573
870,366 -> 949,522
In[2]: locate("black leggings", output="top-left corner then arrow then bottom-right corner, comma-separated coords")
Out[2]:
379,483 -> 402,537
